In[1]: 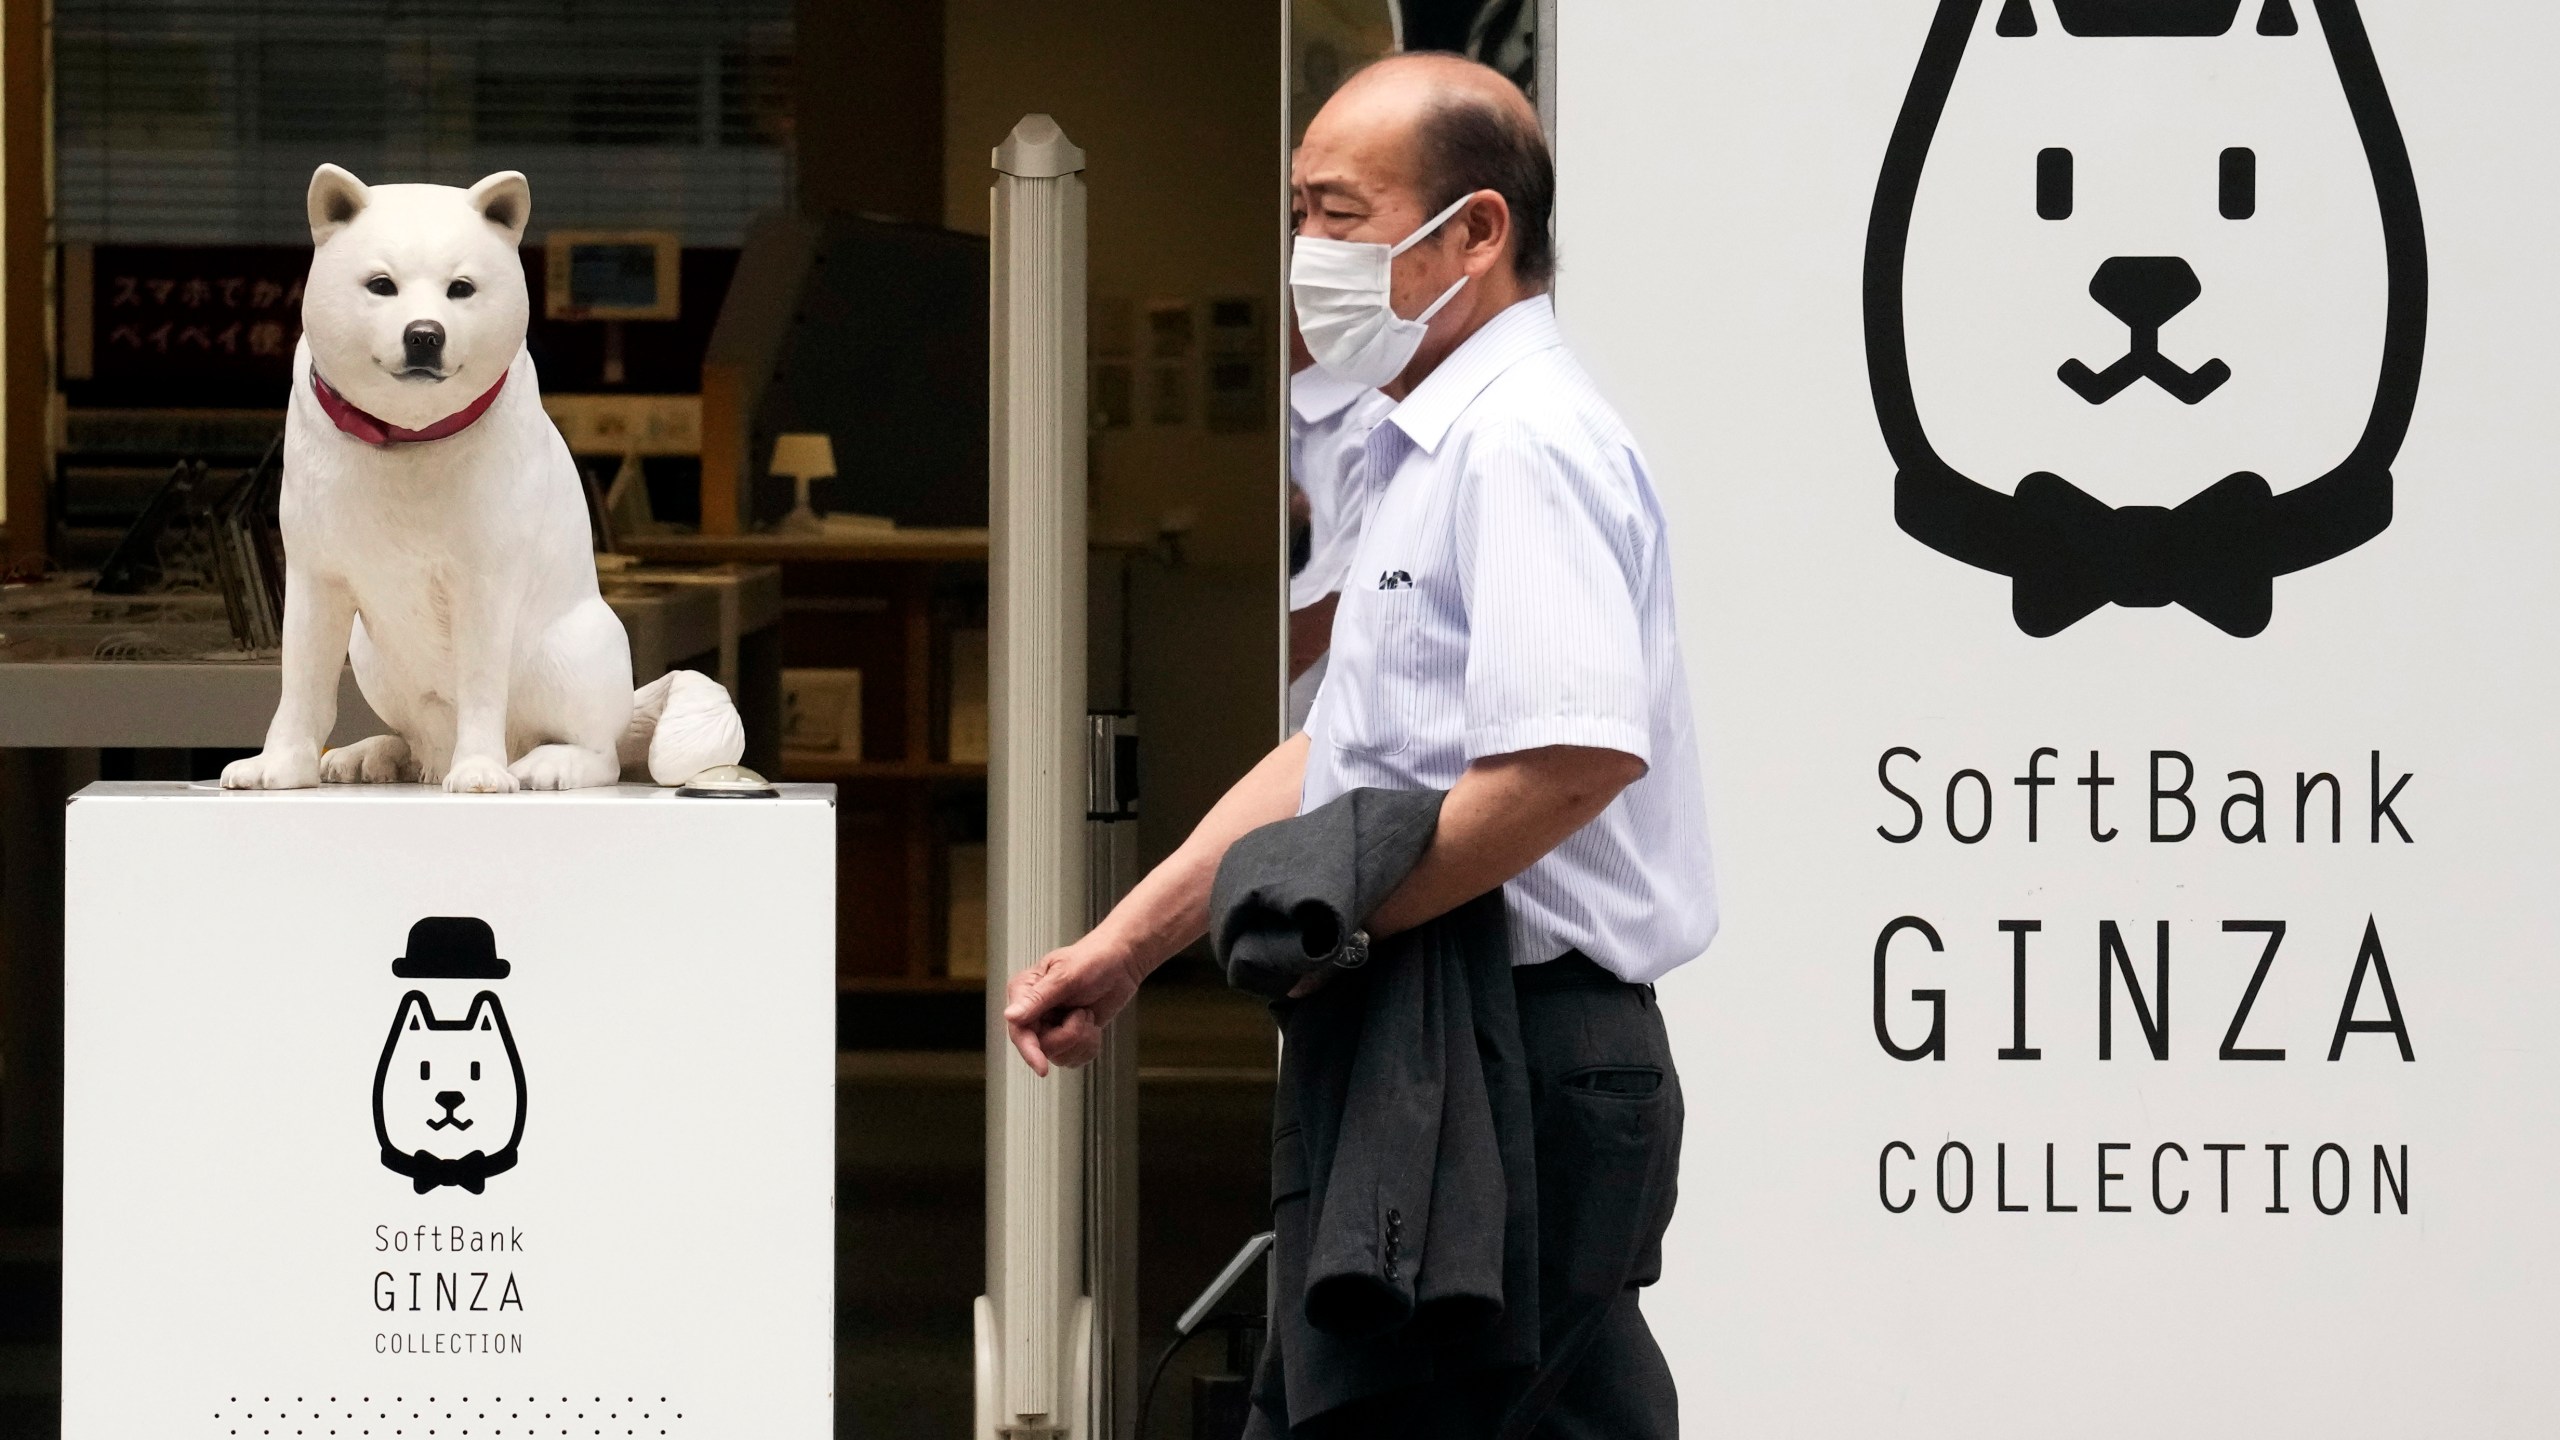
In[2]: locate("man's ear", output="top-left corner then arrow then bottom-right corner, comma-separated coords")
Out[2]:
467,171 -> 532,247
1460,189 -> 1515,280
307,164 -> 372,247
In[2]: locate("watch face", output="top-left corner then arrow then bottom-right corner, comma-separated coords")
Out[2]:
1867,0 -> 2426,636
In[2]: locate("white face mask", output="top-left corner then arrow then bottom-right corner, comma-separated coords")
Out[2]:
1290,192 -> 1474,390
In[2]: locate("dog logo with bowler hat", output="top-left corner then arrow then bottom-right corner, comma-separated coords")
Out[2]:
372,917 -> 527,1194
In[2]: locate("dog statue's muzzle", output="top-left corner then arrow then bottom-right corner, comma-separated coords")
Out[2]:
402,320 -> 447,374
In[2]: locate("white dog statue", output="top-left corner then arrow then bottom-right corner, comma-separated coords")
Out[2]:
223,165 -> 742,793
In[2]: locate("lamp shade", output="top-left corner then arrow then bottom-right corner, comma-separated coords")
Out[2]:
768,432 -> 837,481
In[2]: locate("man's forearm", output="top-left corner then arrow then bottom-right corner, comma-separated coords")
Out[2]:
1090,731 -> 1313,976
1365,744 -> 1646,938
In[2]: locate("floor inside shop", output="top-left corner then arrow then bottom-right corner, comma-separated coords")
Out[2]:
840,963 -> 1274,1437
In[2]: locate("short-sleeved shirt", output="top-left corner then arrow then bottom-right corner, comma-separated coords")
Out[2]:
1300,295 -> 1718,982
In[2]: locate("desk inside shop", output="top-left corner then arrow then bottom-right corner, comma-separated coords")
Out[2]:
0,566 -> 781,752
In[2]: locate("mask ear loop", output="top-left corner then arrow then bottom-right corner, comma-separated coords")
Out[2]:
1388,190 -> 1480,257
1392,191 -> 1481,325
1413,272 -> 1470,325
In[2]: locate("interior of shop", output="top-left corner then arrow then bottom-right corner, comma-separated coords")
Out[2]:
0,1 -> 1534,1435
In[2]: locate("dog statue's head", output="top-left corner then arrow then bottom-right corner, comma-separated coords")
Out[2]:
302,165 -> 532,431
372,990 -> 526,1193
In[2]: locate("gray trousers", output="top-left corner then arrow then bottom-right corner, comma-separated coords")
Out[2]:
1287,954 -> 1685,1440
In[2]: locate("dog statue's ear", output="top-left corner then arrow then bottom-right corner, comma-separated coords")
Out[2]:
467,172 -> 532,247
307,164 -> 372,247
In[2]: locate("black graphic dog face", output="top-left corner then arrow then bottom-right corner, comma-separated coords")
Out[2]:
372,991 -> 526,1194
1866,0 -> 2426,636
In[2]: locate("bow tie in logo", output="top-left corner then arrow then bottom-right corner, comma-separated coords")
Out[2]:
2008,470 -> 2275,637
381,1145 -> 515,1195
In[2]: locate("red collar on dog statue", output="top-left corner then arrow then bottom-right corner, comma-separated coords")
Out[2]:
311,368 -> 508,446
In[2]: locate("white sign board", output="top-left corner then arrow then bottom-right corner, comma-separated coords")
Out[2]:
1560,1 -> 2560,1430
61,783 -> 837,1438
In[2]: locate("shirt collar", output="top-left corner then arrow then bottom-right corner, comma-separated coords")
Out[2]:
1289,364 -> 1376,424
1384,294 -> 1564,455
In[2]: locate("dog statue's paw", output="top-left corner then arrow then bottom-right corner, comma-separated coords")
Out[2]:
442,754 -> 520,794
508,743 -> 618,792
221,745 -> 322,790
320,734 -> 416,784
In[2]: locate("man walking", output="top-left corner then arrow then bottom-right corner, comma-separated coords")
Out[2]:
1006,52 -> 1715,1436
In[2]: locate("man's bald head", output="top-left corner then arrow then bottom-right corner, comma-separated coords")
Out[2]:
1317,52 -> 1556,287
1332,51 -> 1539,128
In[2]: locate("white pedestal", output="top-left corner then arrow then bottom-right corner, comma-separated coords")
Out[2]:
59,782 -> 837,1438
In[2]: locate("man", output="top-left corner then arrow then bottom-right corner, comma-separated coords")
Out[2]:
1006,52 -> 1715,1436
1286,327 -> 1395,729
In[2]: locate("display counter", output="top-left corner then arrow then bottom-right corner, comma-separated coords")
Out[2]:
60,782 -> 835,1437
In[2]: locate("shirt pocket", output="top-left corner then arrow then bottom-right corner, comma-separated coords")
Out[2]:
1328,583 -> 1424,758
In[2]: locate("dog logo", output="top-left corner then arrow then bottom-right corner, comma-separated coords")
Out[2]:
1378,569 -> 1414,590
371,918 -> 526,1195
1864,0 -> 2427,636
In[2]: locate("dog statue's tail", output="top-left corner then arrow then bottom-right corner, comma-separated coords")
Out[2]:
618,669 -> 747,786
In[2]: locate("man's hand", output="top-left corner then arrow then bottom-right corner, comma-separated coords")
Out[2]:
995,732 -> 1315,1078
1003,934 -> 1144,1076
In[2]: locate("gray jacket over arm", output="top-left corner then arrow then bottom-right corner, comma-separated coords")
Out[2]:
1211,787 -> 1539,1429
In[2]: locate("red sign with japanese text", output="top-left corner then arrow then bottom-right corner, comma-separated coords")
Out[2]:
77,245 -> 309,407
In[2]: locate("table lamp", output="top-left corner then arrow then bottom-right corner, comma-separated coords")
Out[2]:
768,432 -> 837,534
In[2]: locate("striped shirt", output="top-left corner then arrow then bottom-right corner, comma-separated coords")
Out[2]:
1300,295 -> 1718,982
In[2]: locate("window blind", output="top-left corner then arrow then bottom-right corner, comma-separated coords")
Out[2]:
54,0 -> 794,246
